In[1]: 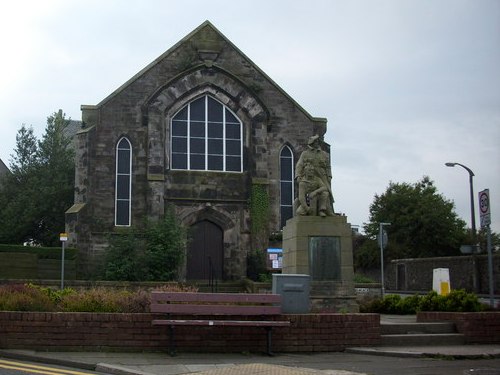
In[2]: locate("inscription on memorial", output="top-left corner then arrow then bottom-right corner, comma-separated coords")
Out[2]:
308,236 -> 341,280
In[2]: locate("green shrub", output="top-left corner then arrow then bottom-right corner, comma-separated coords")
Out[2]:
419,291 -> 447,312
382,294 -> 403,314
103,207 -> 186,281
353,273 -> 376,283
398,294 -> 421,314
143,207 -> 186,281
361,289 -> 485,314
442,289 -> 483,312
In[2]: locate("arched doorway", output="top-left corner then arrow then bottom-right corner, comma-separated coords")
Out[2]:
186,220 -> 223,280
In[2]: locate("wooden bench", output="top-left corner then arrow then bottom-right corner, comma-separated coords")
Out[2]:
150,291 -> 290,355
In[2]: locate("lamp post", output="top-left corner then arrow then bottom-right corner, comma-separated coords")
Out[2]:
379,222 -> 391,298
445,162 -> 479,293
445,162 -> 477,245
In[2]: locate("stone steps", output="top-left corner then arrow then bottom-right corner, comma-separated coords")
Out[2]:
380,319 -> 465,346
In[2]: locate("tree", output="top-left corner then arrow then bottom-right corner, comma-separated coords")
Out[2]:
33,110 -> 75,245
363,176 -> 467,262
0,110 -> 75,246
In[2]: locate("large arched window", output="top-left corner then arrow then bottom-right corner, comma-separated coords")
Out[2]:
171,95 -> 242,172
115,137 -> 132,226
280,145 -> 294,228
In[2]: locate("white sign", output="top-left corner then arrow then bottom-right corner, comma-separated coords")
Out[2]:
59,232 -> 68,242
479,189 -> 491,228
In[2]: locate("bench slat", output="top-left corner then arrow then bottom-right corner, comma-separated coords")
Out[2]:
151,292 -> 281,304
151,303 -> 282,315
152,319 -> 290,327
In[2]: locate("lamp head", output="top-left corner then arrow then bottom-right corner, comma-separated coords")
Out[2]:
445,162 -> 456,167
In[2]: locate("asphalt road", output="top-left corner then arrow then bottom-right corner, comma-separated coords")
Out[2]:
0,359 -> 106,375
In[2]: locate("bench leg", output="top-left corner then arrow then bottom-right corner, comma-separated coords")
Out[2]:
169,325 -> 176,356
265,327 -> 274,356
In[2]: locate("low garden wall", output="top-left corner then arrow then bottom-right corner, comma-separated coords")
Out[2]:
417,312 -> 500,344
0,312 -> 380,353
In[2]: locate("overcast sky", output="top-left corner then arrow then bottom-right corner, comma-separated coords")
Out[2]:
0,0 -> 499,234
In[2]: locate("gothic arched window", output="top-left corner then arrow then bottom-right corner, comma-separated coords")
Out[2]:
280,145 -> 294,228
115,137 -> 132,226
171,95 -> 242,172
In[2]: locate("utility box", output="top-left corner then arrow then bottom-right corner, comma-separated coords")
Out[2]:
433,268 -> 451,296
272,274 -> 311,313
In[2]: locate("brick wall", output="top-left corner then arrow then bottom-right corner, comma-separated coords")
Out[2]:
417,312 -> 500,344
0,312 -> 380,353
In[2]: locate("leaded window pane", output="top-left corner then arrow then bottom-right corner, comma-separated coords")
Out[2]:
280,158 -> 293,180
116,200 -> 130,226
208,155 -> 223,170
226,140 -> 240,156
172,120 -> 187,136
117,175 -> 130,199
280,181 -> 292,204
226,123 -> 240,139
172,137 -> 187,153
175,106 -> 188,120
118,138 -> 130,149
225,109 -> 238,123
208,97 -> 223,122
190,97 -> 205,121
190,138 -> 205,154
172,153 -> 187,169
208,122 -> 223,138
226,156 -> 241,172
190,121 -> 205,137
190,154 -> 205,170
208,139 -> 223,155
117,150 -> 130,174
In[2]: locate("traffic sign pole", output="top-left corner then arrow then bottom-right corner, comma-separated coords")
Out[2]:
60,233 -> 68,290
478,189 -> 494,308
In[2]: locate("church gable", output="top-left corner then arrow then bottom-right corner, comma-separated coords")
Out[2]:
69,21 -> 328,280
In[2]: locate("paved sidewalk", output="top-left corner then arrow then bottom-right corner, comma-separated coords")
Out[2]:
2,346 -> 500,375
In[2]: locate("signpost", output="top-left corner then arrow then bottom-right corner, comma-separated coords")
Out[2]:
59,233 -> 68,290
478,189 -> 494,308
479,189 -> 491,228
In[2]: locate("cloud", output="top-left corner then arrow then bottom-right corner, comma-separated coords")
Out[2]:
0,0 -> 498,233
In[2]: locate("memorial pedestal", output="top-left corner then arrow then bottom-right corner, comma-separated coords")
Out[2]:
282,215 -> 359,312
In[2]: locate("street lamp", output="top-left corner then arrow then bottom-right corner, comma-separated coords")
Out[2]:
445,162 -> 477,246
379,222 -> 391,298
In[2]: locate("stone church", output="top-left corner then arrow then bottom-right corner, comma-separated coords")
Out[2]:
65,21 -> 329,280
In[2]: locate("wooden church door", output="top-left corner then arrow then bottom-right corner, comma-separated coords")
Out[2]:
186,220 -> 223,280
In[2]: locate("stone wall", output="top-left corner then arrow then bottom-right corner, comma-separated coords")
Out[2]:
387,254 -> 500,294
0,312 -> 380,353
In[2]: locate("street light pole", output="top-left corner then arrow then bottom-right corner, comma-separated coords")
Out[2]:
445,162 -> 479,293
379,222 -> 391,298
445,162 -> 477,246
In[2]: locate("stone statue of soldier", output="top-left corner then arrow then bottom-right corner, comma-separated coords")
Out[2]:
294,135 -> 334,217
